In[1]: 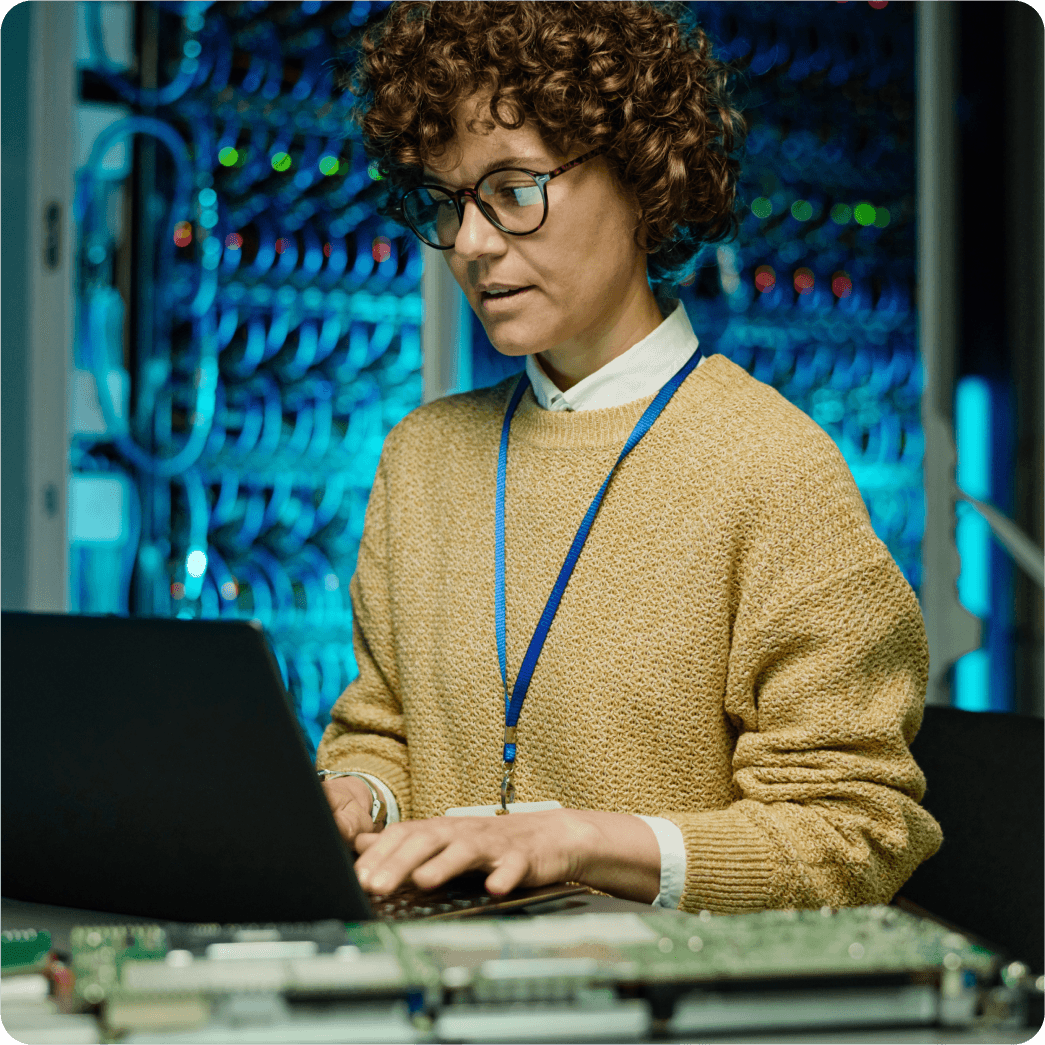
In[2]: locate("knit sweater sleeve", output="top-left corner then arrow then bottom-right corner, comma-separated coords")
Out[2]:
659,549 -> 942,913
315,451 -> 413,818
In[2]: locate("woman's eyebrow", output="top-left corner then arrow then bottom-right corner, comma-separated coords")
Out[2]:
423,156 -> 548,188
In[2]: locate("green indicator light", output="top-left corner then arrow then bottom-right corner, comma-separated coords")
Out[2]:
271,152 -> 292,172
830,203 -> 852,225
319,155 -> 340,176
367,160 -> 384,182
791,200 -> 813,222
751,197 -> 772,219
873,207 -> 891,228
854,202 -> 876,226
218,147 -> 238,167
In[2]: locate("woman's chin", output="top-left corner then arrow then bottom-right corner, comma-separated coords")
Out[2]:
484,324 -> 545,360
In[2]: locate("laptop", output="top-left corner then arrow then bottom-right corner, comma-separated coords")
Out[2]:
1,612 -> 583,924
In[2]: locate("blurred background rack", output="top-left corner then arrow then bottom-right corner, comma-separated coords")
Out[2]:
2,0 -> 1042,759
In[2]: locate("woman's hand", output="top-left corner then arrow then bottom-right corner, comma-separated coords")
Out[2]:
353,809 -> 661,903
321,775 -> 379,843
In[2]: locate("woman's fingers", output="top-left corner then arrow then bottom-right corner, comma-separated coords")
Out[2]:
355,821 -> 456,893
484,848 -> 531,896
353,812 -> 576,896
409,837 -> 487,890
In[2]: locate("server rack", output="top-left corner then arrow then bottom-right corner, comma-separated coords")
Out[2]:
5,1 -> 1038,735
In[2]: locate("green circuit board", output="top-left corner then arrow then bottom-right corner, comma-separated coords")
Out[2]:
70,904 -> 1000,1009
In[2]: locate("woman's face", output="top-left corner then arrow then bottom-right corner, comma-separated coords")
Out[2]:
424,95 -> 662,384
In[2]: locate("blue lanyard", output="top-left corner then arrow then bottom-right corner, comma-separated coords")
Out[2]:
494,343 -> 703,808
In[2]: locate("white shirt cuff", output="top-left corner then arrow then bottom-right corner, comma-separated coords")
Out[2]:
633,814 -> 686,909
347,773 -> 400,825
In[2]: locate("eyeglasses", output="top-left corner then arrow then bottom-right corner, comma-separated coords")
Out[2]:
397,148 -> 604,250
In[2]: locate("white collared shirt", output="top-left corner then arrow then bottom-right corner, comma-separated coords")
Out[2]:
362,303 -> 699,911
525,302 -> 705,413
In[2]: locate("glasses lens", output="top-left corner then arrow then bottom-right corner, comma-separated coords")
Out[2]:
402,186 -> 458,247
402,172 -> 545,247
479,171 -> 545,233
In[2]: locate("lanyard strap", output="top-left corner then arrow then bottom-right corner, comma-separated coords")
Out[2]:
495,343 -> 703,767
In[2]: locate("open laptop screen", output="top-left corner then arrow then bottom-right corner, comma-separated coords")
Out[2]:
1,612 -> 372,924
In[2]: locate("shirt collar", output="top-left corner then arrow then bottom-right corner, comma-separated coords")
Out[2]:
524,303 -> 702,412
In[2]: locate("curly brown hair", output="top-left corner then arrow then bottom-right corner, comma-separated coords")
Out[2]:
342,1 -> 745,302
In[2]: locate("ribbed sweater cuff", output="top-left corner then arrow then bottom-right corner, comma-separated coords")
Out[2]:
659,807 -> 780,913
317,754 -> 411,820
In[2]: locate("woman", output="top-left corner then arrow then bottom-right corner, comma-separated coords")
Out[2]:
316,0 -> 942,913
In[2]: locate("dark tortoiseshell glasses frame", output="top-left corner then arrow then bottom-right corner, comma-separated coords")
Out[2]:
398,148 -> 605,250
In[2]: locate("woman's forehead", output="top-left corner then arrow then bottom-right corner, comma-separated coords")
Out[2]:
422,111 -> 556,186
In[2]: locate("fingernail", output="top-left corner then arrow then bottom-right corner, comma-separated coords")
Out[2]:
372,872 -> 390,891
357,868 -> 370,886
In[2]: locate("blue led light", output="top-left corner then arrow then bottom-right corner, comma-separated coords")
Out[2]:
186,549 -> 208,579
954,649 -> 991,713
955,377 -> 991,500
953,376 -> 993,711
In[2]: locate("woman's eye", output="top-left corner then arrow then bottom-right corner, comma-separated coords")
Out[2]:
499,186 -> 541,207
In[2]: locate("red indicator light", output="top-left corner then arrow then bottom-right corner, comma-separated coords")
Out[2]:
832,272 -> 853,298
323,242 -> 332,257
754,265 -> 776,292
372,236 -> 392,263
275,237 -> 290,255
794,268 -> 815,294
173,221 -> 192,248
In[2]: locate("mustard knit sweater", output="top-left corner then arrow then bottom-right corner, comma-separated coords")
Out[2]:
317,354 -> 943,913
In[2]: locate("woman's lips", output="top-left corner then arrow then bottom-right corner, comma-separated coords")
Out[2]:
480,286 -> 534,311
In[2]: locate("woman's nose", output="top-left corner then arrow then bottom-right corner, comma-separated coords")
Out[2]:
453,196 -> 506,260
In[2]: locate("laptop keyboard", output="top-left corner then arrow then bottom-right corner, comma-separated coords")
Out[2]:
371,873 -> 588,921
371,883 -> 494,920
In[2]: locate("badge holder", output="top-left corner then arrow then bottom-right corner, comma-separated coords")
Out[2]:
444,752 -> 561,817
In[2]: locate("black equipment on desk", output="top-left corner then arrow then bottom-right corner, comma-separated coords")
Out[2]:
899,704 -> 1045,973
0,612 -> 581,924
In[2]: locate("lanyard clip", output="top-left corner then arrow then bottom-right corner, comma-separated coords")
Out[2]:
498,759 -> 516,815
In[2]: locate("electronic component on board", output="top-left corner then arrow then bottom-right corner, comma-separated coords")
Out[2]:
70,905 -> 1002,1042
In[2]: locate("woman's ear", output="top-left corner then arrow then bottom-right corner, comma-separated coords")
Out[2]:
633,213 -> 655,255
627,190 -> 654,255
